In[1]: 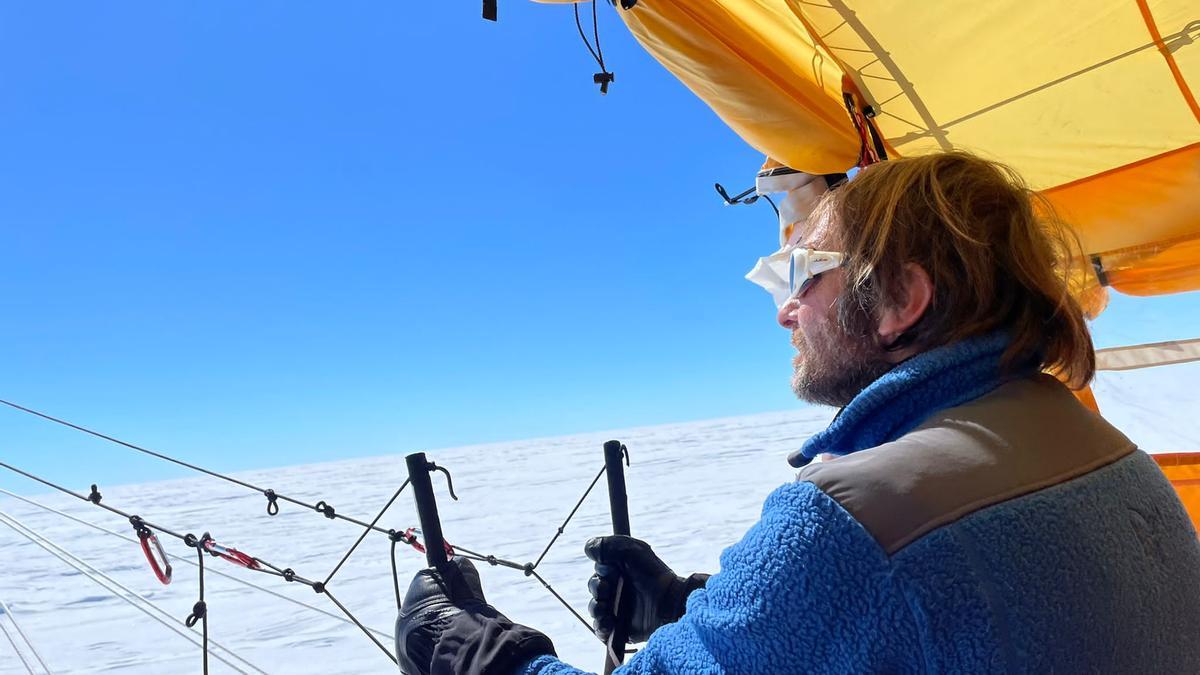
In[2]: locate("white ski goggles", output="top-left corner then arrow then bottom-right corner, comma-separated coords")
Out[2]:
745,247 -> 846,309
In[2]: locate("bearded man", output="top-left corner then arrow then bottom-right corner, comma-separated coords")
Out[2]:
395,152 -> 1200,674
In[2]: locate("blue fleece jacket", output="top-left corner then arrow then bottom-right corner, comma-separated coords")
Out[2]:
516,335 -> 1200,674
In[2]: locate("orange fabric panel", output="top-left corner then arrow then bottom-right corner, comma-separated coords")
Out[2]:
1072,385 -> 1099,413
1156,453 -> 1200,534
1043,144 -> 1200,257
1154,453 -> 1200,535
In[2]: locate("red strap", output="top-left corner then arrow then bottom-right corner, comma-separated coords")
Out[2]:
202,537 -> 262,570
403,527 -> 455,558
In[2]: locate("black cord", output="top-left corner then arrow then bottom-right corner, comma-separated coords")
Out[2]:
324,479 -> 410,586
533,464 -> 606,569
0,399 -> 399,537
592,0 -> 605,71
3,397 -> 625,644
574,3 -> 602,67
325,589 -> 399,665
391,539 -> 403,611
573,2 -> 614,93
762,194 -> 780,217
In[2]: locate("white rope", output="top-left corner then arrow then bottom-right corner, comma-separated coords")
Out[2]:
0,595 -> 51,674
0,510 -> 265,675
0,487 -> 395,641
0,615 -> 35,675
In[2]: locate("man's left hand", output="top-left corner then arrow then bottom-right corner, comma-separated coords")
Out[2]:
395,557 -> 556,675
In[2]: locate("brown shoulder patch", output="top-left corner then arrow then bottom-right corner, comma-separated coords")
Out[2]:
798,375 -> 1136,554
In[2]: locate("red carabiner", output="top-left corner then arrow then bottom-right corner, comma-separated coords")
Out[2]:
137,528 -> 173,585
402,527 -> 455,558
201,534 -> 262,570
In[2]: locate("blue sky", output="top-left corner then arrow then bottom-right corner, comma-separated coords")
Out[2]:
2,2 -> 1197,494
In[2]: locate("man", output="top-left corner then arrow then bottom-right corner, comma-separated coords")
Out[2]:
394,152 -> 1200,674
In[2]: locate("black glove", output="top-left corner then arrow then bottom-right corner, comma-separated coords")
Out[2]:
584,536 -> 710,643
395,557 -> 555,675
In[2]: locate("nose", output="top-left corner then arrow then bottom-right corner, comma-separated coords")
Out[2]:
776,296 -> 800,329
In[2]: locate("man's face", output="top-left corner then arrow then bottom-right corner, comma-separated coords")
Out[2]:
776,213 -> 893,407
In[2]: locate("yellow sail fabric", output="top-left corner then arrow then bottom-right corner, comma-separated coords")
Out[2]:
535,0 -> 1200,295
533,0 -> 1200,528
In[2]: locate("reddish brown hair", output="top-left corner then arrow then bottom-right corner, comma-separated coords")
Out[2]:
814,151 -> 1095,388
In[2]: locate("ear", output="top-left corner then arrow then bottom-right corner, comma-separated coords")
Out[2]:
876,263 -> 933,342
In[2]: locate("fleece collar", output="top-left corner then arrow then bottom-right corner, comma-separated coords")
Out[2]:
789,332 -> 1022,468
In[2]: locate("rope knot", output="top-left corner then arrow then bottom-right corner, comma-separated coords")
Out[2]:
264,489 -> 279,516
87,484 -> 102,505
185,601 -> 207,627
315,501 -> 336,519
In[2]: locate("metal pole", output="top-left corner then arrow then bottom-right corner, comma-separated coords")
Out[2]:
405,452 -> 448,569
602,440 -> 634,674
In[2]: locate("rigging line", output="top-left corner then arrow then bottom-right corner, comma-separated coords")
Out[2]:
324,478 -> 409,587
0,399 -> 394,536
0,596 -> 52,674
452,550 -> 528,573
1,461 -> 324,598
875,91 -> 904,107
0,618 -> 35,675
820,20 -> 847,39
527,568 -> 596,637
877,109 -> 928,132
762,195 -> 780,218
0,487 -> 395,641
0,399 -> 260,491
858,56 -> 882,70
591,0 -> 605,71
391,539 -> 402,611
323,588 -> 398,666
196,548 -> 208,675
819,44 -> 875,54
0,512 -> 261,675
0,461 -> 188,541
573,4 -> 603,69
446,463 -> 610,574
533,464 -> 606,569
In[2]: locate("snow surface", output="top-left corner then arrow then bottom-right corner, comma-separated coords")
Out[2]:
1,363 -> 1196,674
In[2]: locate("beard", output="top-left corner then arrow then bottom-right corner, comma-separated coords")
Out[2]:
790,310 -> 894,407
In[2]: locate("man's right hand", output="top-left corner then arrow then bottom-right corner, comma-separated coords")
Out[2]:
583,535 -> 710,643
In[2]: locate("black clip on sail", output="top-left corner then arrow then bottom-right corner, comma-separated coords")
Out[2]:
602,440 -> 635,674
405,452 -> 452,570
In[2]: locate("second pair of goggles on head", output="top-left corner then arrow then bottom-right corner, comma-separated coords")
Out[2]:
746,247 -> 845,309
740,165 -> 853,308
